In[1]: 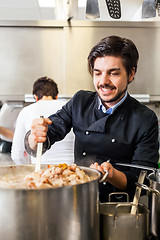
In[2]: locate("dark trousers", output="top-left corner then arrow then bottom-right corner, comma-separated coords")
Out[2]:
0,139 -> 12,153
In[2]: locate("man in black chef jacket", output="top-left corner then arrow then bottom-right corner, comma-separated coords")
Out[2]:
25,35 -> 159,202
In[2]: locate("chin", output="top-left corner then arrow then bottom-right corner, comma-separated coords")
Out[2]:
101,95 -> 114,102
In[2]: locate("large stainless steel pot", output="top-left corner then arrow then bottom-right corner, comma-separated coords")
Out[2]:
0,165 -> 101,240
100,203 -> 149,240
147,170 -> 160,238
100,193 -> 149,240
137,170 -> 160,238
116,163 -> 160,238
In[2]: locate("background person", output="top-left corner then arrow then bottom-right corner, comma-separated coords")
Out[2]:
25,36 -> 159,202
11,76 -> 74,165
0,102 -> 22,153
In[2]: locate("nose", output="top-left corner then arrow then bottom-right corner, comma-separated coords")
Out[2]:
100,73 -> 111,85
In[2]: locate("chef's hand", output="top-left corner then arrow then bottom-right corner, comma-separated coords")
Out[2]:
28,118 -> 52,150
90,161 -> 127,190
90,162 -> 114,180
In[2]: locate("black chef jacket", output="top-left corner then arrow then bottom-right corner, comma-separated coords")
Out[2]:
25,90 -> 159,202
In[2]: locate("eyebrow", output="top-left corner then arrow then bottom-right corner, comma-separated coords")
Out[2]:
93,67 -> 121,72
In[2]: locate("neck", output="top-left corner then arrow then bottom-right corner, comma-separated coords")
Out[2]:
39,96 -> 54,101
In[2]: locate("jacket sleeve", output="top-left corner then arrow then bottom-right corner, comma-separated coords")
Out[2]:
24,97 -> 74,157
124,111 -> 159,200
47,96 -> 74,145
24,130 -> 51,157
132,111 -> 159,168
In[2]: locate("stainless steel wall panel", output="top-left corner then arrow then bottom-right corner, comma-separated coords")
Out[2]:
0,21 -> 160,100
64,24 -> 160,96
0,26 -> 64,97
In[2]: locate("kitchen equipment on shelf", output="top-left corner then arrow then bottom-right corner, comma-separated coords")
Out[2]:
86,0 -> 100,19
105,0 -> 121,19
100,192 -> 149,240
0,165 -> 104,240
142,0 -> 156,18
66,0 -> 73,21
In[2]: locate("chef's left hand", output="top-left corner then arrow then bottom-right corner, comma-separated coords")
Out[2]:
90,161 -> 127,190
90,161 -> 114,180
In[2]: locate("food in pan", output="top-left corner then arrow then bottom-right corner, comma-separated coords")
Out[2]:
0,164 -> 91,189
25,163 -> 91,189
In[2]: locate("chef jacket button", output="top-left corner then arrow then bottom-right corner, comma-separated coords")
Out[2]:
120,115 -> 124,120
85,131 -> 89,135
111,138 -> 116,143
83,152 -> 87,156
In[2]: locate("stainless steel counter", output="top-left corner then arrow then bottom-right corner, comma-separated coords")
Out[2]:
0,153 -> 15,166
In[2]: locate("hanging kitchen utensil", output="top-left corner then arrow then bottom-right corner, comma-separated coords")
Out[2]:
66,0 -> 73,21
35,116 -> 44,172
142,0 -> 156,18
105,0 -> 121,19
131,170 -> 147,214
157,0 -> 160,16
86,0 -> 100,19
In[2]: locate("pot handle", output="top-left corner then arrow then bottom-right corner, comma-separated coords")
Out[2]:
114,203 -> 140,229
116,162 -> 156,172
99,159 -> 110,183
99,170 -> 109,183
136,182 -> 160,195
115,203 -> 138,215
108,192 -> 129,202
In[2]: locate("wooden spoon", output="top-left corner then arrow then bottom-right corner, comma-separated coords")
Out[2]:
35,116 -> 44,172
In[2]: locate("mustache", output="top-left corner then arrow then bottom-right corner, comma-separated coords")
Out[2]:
97,84 -> 116,90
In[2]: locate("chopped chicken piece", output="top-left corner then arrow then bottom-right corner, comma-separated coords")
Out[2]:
62,169 -> 74,177
69,164 -> 77,171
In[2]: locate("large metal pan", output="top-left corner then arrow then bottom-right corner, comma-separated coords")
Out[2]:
100,193 -> 149,240
0,165 -> 101,240
136,170 -> 160,239
116,163 -> 160,238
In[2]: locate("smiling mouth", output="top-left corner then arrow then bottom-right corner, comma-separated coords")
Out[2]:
98,85 -> 115,92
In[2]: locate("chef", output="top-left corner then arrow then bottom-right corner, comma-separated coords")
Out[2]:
25,35 -> 159,202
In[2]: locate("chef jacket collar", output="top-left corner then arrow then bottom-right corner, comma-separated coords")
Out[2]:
98,91 -> 128,115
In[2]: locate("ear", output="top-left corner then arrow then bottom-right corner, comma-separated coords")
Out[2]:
128,67 -> 135,84
34,94 -> 39,102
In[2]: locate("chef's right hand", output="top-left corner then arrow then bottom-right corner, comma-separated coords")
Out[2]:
28,118 -> 52,150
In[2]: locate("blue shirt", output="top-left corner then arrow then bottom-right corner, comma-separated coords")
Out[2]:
98,91 -> 128,114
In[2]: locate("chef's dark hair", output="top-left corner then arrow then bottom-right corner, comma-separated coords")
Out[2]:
33,76 -> 58,100
88,35 -> 139,78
